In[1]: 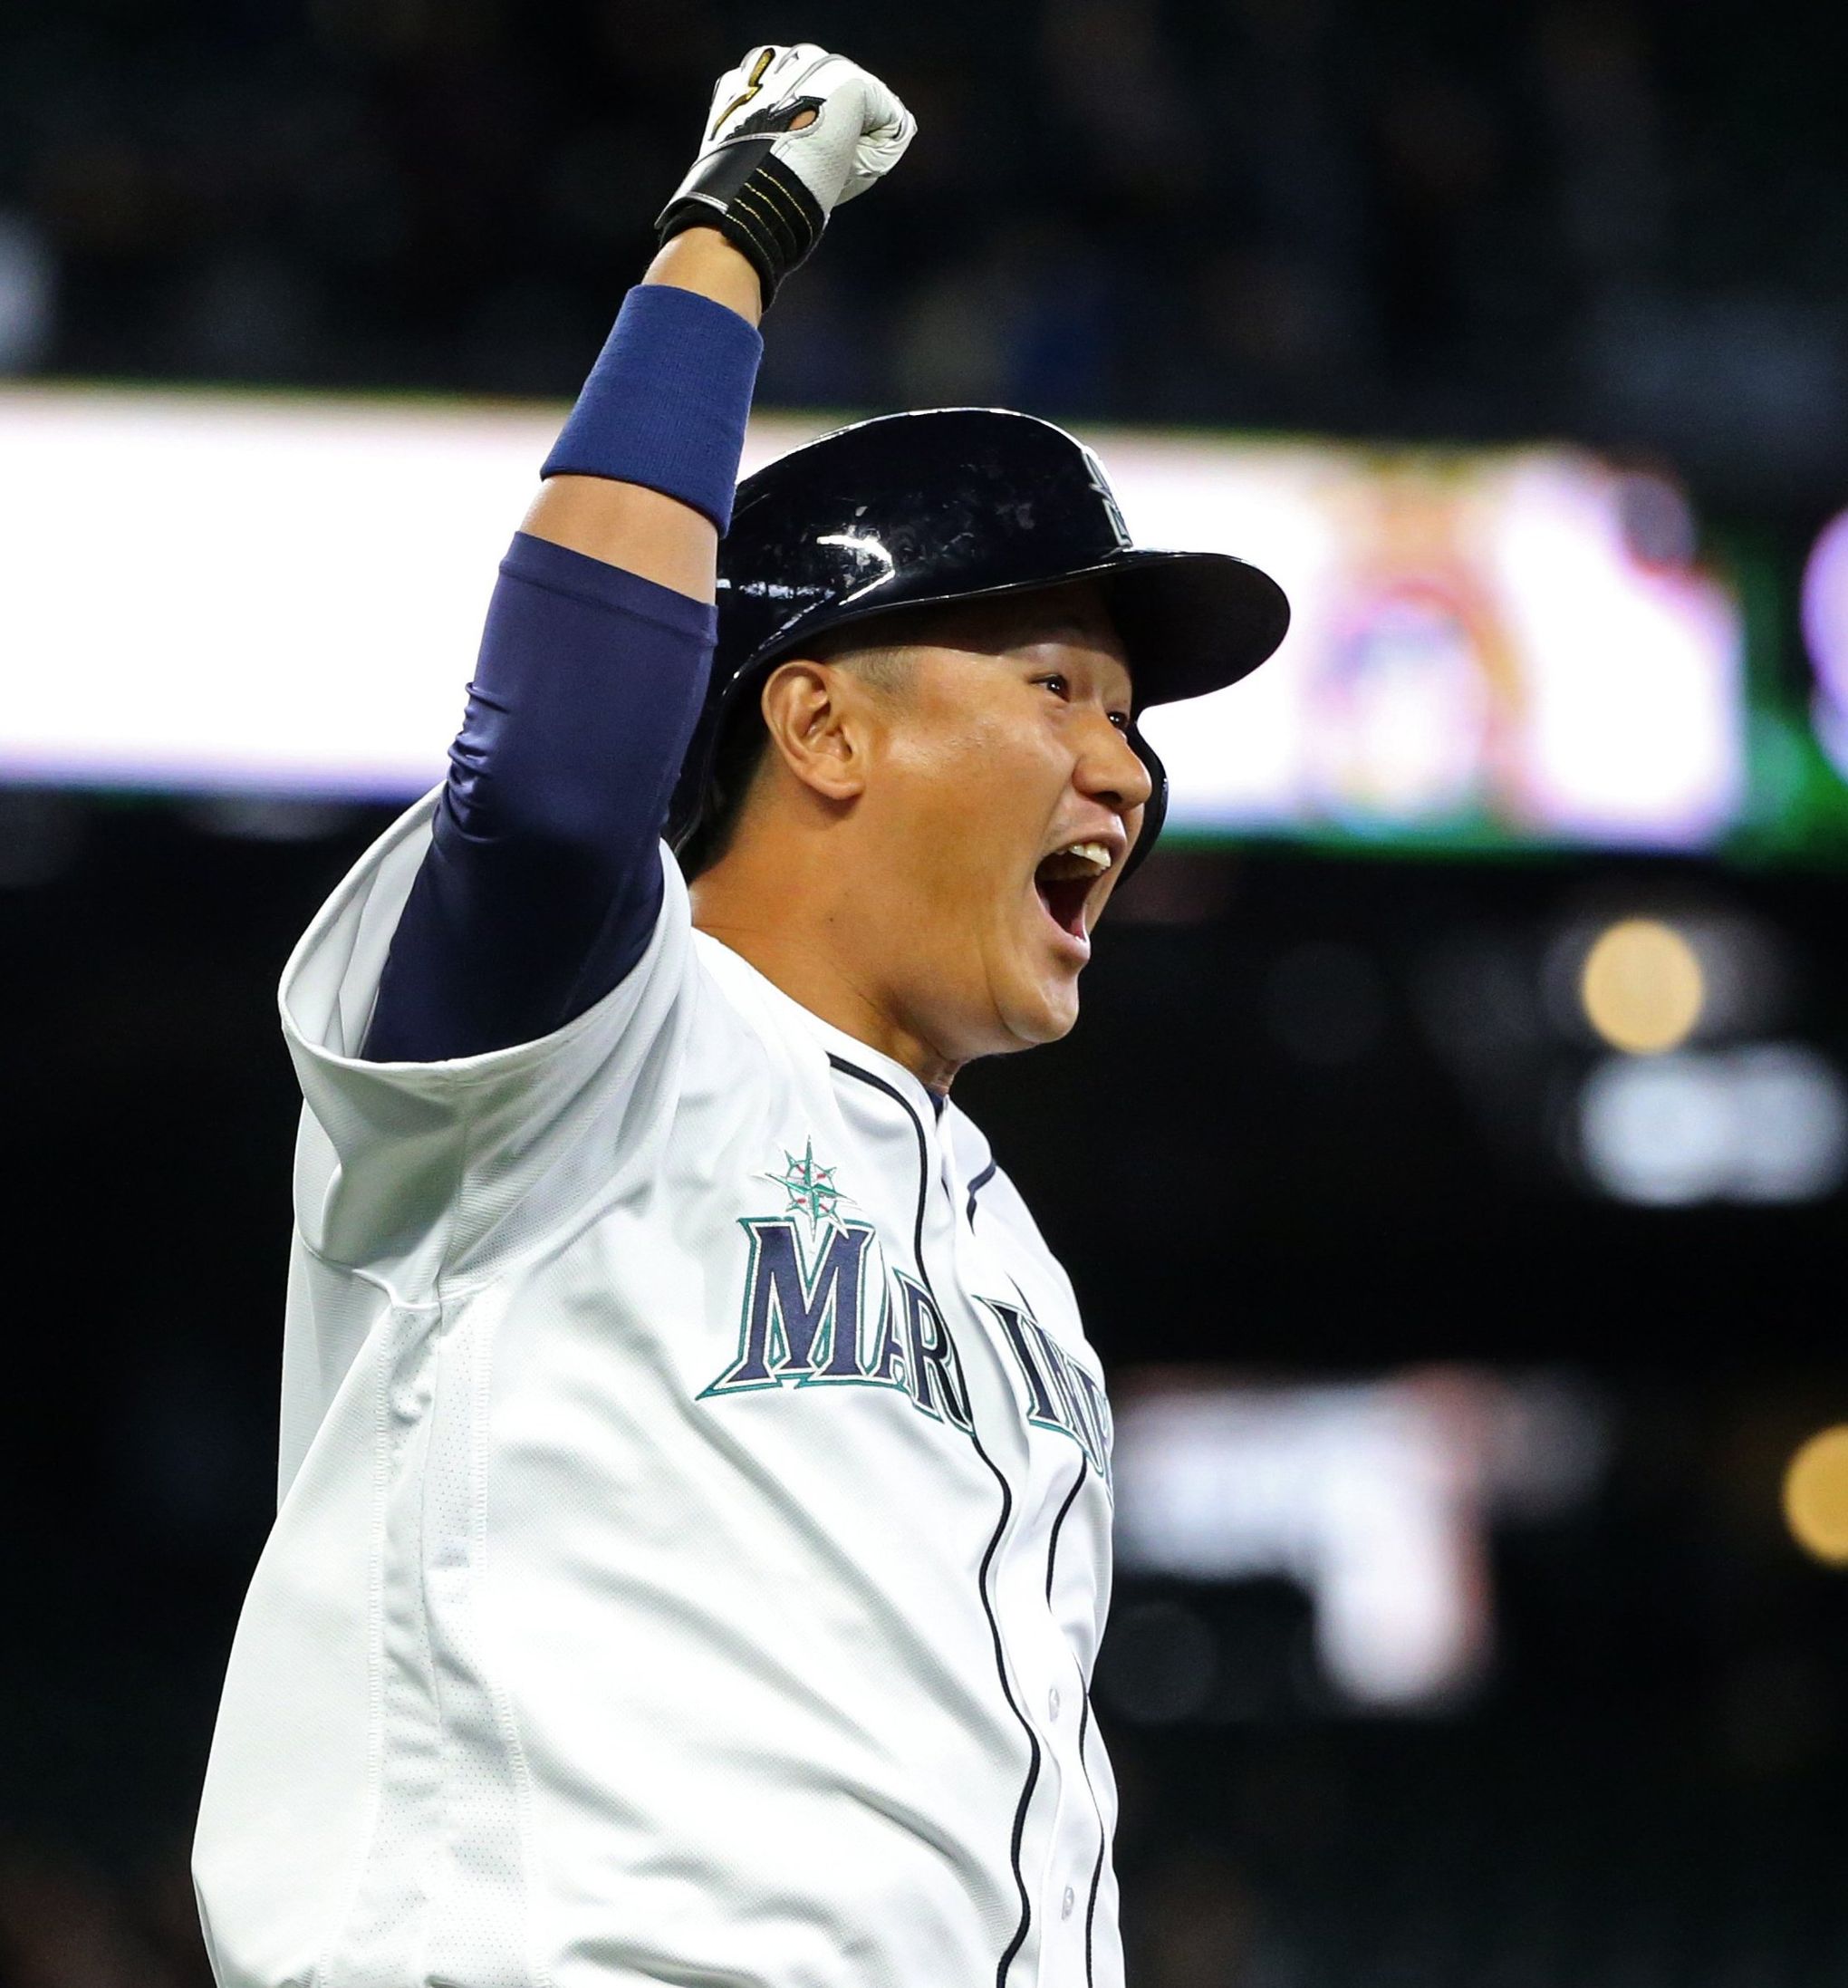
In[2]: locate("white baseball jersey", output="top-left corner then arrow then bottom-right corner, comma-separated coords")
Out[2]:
194,789 -> 1122,1988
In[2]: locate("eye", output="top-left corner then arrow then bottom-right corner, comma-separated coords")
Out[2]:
1109,710 -> 1131,731
1035,673 -> 1071,700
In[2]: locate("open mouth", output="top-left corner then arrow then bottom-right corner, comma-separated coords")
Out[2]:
1033,841 -> 1113,943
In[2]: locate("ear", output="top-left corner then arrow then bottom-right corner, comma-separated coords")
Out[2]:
756,660 -> 878,806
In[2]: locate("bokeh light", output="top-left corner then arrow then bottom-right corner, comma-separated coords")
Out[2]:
1579,1042 -> 1848,1204
1578,917 -> 1705,1053
1801,505 -> 1848,781
1783,1425 -> 1848,1565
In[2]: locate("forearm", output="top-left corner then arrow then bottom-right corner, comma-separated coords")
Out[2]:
521,229 -> 761,599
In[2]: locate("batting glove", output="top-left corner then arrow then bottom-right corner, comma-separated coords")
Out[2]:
657,43 -> 916,307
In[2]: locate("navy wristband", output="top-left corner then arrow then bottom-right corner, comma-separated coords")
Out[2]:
541,283 -> 764,533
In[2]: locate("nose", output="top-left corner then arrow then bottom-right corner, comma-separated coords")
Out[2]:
1076,711 -> 1154,818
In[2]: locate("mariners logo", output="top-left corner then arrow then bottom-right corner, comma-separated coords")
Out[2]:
699,1143 -> 973,1431
700,1142 -> 1112,1484
763,1140 -> 843,1227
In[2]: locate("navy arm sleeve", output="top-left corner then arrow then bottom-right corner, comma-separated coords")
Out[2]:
361,531 -> 715,1063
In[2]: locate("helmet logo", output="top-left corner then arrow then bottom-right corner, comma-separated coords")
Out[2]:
1079,444 -> 1132,549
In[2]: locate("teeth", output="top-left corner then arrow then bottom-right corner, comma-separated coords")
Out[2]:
1061,842 -> 1112,873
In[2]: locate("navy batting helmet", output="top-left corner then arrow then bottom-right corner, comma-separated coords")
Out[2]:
669,407 -> 1290,877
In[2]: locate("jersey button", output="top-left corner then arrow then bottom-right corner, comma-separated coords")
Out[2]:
1062,1886 -> 1076,1919
1047,1685 -> 1062,1720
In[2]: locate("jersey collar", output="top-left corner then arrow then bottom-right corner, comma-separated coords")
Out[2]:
691,931 -> 946,1126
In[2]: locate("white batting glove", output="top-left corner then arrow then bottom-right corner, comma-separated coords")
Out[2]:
657,43 -> 916,307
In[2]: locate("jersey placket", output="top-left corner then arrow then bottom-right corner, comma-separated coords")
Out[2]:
929,1117 -> 1109,1988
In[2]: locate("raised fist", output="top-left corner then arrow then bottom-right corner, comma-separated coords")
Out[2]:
658,44 -> 916,307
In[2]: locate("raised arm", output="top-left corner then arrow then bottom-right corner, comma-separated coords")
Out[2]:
362,46 -> 913,1063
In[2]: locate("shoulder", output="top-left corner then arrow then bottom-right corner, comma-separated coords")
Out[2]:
281,815 -> 716,1283
281,788 -> 445,1064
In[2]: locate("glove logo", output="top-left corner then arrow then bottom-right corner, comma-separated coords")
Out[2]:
712,45 -> 775,137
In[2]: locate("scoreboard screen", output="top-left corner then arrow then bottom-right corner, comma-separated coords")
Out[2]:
2,386 -> 1842,859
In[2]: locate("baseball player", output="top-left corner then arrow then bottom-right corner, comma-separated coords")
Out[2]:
194,43 -> 1287,1988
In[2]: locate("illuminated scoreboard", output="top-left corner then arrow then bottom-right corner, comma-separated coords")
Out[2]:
0,385 -> 1840,859
1123,440 -> 1743,852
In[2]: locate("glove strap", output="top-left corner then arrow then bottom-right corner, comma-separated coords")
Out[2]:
656,106 -> 828,307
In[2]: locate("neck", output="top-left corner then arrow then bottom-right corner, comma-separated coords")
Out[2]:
690,837 -> 963,1095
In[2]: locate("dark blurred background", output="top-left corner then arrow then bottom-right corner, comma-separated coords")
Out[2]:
5,3 -> 1848,1985
7,0 -> 1848,498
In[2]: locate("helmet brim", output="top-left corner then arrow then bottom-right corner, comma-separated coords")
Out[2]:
1090,547 -> 1292,709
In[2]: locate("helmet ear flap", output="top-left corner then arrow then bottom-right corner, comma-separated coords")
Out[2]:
1120,723 -> 1169,884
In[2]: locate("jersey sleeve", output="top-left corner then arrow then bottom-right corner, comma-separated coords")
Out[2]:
279,792 -> 697,1296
